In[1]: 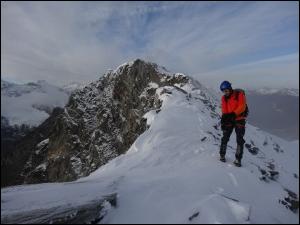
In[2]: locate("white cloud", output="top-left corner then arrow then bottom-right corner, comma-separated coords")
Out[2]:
1,1 -> 299,88
199,53 -> 299,90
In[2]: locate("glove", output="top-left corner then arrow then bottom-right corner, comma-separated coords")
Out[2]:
227,112 -> 236,120
221,113 -> 235,123
221,112 -> 236,129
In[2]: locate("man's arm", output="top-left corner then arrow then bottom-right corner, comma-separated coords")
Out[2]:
221,96 -> 228,114
221,96 -> 233,129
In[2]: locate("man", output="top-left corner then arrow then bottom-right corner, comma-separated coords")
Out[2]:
219,81 -> 247,167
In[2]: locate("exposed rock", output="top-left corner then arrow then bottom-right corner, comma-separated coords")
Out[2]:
258,166 -> 279,182
245,143 -> 259,155
188,212 -> 200,221
279,189 -> 299,213
1,108 -> 64,187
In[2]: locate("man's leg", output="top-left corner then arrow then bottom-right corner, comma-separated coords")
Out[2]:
220,125 -> 234,158
235,120 -> 246,161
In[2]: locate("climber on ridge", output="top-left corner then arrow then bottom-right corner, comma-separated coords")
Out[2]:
219,81 -> 249,167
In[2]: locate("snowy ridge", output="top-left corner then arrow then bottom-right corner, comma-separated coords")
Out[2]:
1,67 -> 298,224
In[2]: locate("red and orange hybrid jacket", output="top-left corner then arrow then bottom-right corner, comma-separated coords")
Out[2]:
221,90 -> 246,121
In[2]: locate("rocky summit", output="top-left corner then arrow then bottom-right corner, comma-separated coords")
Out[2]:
5,59 -> 190,185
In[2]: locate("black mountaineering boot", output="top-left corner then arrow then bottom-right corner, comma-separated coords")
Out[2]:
233,159 -> 242,167
220,155 -> 226,162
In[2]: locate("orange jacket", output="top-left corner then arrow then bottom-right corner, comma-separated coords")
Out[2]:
221,90 -> 246,120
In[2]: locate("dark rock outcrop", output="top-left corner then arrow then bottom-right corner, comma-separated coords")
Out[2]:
1,108 -> 64,187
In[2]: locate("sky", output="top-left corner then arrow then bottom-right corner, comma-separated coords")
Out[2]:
1,1 -> 299,89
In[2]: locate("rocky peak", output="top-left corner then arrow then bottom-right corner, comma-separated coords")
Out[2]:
16,59 -> 191,185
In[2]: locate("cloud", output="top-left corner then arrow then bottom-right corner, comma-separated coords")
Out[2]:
199,53 -> 299,89
1,2 -> 126,84
140,2 -> 299,73
1,1 -> 299,88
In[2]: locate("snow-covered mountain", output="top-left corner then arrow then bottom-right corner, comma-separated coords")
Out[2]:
1,60 -> 299,224
1,80 -> 70,127
247,87 -> 299,97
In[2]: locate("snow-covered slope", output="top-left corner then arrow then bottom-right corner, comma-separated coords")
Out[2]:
1,80 -> 69,127
1,73 -> 298,223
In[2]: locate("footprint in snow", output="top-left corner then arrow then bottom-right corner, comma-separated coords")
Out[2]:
194,150 -> 200,154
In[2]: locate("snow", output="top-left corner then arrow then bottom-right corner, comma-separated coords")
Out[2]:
139,82 -> 159,99
35,162 -> 47,171
70,156 -> 83,176
35,139 -> 49,154
1,79 -> 299,224
174,72 -> 187,78
36,138 -> 49,148
148,82 -> 159,89
113,61 -> 134,75
143,110 -> 157,126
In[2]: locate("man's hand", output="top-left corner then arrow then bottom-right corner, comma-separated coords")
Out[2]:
221,112 -> 236,129
227,112 -> 236,120
221,112 -> 236,122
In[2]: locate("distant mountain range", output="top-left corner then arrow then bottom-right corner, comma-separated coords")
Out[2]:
247,87 -> 299,97
245,88 -> 299,141
1,79 -> 70,127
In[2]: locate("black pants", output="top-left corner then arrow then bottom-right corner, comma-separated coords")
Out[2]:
220,119 -> 246,160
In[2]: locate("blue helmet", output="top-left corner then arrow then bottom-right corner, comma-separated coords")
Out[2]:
220,81 -> 232,91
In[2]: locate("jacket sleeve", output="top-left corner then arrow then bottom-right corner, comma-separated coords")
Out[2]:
221,96 -> 228,114
234,92 -> 246,116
